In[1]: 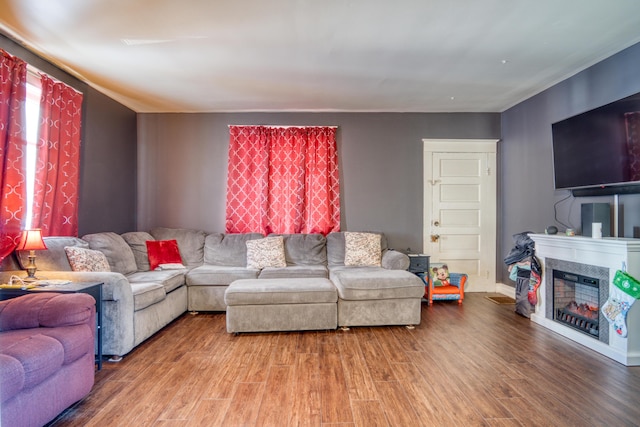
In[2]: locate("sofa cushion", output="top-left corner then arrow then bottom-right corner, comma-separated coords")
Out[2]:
381,250 -> 411,270
327,232 -> 388,266
0,353 -> 24,402
204,233 -> 263,266
64,246 -> 111,272
150,227 -> 207,268
186,265 -> 260,286
0,332 -> 64,389
82,232 -> 138,275
122,231 -> 155,271
130,282 -> 166,311
37,325 -> 94,365
258,265 -> 329,279
39,294 -> 95,328
225,278 -> 337,306
344,232 -> 382,267
246,236 -> 286,269
270,233 -> 327,266
16,236 -> 89,272
146,240 -> 183,271
0,293 -> 95,331
127,270 -> 186,294
330,268 -> 424,301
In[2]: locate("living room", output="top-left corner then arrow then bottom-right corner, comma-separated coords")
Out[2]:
3,4 -> 640,284
2,7 -> 640,286
2,1 -> 640,425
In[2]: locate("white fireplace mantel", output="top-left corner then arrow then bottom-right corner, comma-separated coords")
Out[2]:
530,234 -> 640,366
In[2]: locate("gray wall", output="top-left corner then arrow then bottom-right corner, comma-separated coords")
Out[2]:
80,88 -> 137,235
500,42 -> 640,282
0,34 -> 137,236
137,113 -> 500,252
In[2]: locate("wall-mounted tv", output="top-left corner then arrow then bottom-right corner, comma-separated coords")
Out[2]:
552,92 -> 640,195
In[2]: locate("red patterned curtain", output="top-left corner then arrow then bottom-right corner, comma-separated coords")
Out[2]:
0,49 -> 28,261
226,125 -> 340,235
31,74 -> 83,236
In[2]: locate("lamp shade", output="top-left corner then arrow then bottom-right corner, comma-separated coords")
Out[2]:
15,229 -> 47,251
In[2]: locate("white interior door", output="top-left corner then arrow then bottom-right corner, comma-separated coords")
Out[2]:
423,139 -> 498,292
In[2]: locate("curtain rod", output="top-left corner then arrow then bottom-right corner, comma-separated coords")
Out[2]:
228,125 -> 338,129
26,64 -> 83,96
2,47 -> 83,96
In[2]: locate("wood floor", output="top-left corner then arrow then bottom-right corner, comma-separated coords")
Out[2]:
50,294 -> 640,427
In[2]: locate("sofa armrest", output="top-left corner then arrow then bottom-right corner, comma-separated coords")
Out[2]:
0,293 -> 95,331
381,250 -> 410,270
52,272 -> 131,302
1,270 -> 136,357
449,273 -> 467,290
1,270 -> 131,302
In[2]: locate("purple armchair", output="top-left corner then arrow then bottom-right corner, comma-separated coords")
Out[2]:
0,293 -> 96,427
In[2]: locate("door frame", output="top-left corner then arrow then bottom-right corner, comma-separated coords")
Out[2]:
423,138 -> 499,290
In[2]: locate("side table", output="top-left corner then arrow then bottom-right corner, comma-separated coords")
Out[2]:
408,254 -> 430,299
0,281 -> 104,370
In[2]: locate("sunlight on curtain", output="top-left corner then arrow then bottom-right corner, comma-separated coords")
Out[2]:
24,77 -> 42,229
31,74 -> 83,236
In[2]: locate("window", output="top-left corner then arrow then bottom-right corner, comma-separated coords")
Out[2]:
226,125 -> 341,235
1,48 -> 83,252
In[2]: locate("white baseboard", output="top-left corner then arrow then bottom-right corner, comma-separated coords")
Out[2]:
465,282 -> 515,298
495,282 -> 515,298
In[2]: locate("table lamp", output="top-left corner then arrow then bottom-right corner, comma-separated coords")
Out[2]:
16,229 -> 48,281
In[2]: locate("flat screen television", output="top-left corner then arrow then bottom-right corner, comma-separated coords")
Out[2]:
551,92 -> 640,195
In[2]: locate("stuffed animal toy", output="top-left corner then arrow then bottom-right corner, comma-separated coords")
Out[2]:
432,264 -> 450,287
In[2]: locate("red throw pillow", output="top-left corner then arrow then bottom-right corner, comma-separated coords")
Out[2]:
146,239 -> 182,271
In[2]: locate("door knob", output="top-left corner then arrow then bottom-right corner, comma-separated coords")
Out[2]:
433,221 -> 440,226
430,234 -> 440,242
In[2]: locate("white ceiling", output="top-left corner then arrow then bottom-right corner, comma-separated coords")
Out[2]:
2,0 -> 640,113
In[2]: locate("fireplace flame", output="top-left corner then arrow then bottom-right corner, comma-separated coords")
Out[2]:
565,301 -> 599,320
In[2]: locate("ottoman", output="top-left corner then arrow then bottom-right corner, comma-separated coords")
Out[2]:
224,278 -> 338,333
330,268 -> 424,327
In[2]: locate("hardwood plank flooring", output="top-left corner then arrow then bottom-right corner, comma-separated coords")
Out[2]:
49,294 -> 640,426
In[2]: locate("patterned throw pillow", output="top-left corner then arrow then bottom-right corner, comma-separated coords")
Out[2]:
344,232 -> 382,266
64,246 -> 111,272
246,236 -> 287,269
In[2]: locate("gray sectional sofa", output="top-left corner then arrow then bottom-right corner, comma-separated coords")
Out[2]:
0,228 -> 424,359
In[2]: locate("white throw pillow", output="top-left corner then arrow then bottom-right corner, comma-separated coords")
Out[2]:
64,246 -> 111,272
344,232 -> 382,266
156,263 -> 187,270
246,236 -> 287,269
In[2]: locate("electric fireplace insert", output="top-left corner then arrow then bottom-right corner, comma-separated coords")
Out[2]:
553,270 -> 600,337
